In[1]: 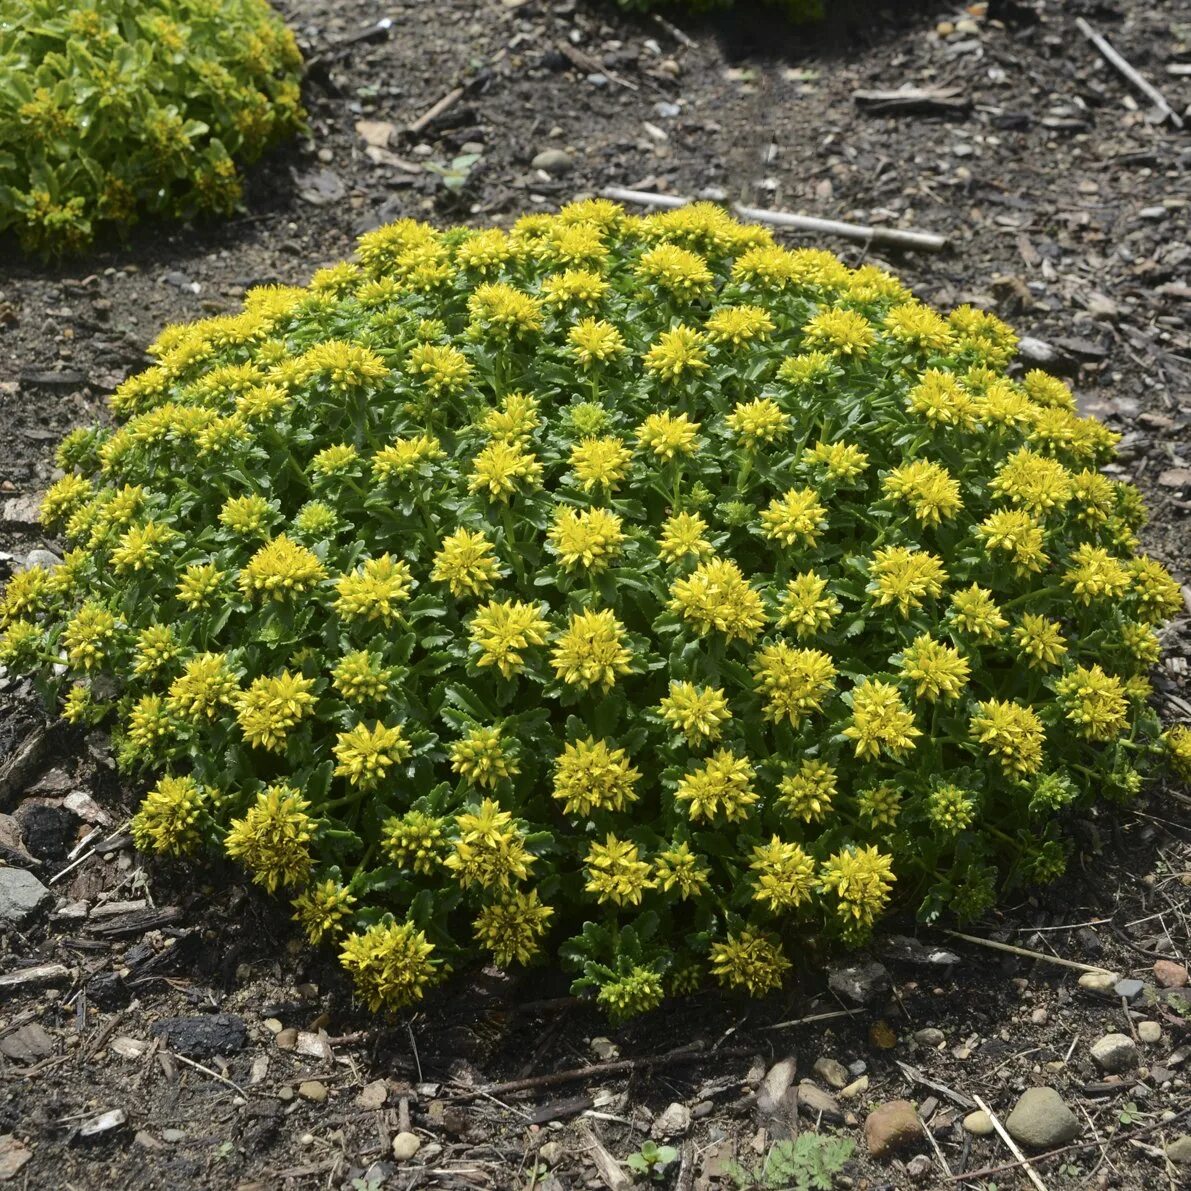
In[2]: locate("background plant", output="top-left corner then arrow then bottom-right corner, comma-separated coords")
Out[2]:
614,0 -> 825,20
0,0 -> 304,256
2,199 -> 1185,1018
726,1134 -> 855,1190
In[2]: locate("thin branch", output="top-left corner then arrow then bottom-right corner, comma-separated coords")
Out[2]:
1075,18 -> 1184,129
598,187 -> 948,252
764,1008 -> 857,1031
446,1043 -> 750,1102
942,930 -> 1114,974
172,1051 -> 247,1097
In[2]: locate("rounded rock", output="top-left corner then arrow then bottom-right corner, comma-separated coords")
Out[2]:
1153,960 -> 1188,989
392,1132 -> 421,1161
1005,1087 -> 1081,1150
864,1100 -> 923,1158
530,148 -> 572,176
1090,1032 -> 1138,1074
963,1110 -> 994,1136
812,1056 -> 850,1090
1077,971 -> 1120,997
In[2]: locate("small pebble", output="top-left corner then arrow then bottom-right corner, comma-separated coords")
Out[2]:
963,1110 -> 994,1136
906,1154 -> 933,1181
392,1131 -> 421,1161
1090,1033 -> 1138,1074
1154,960 -> 1188,989
1031,1008 -> 1048,1025
276,1028 -> 298,1050
1137,1021 -> 1162,1044
913,1028 -> 945,1047
530,148 -> 572,176
812,1056 -> 850,1089
1077,971 -> 1120,997
298,1080 -> 327,1103
356,1079 -> 387,1109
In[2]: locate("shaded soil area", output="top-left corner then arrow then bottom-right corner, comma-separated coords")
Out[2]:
1,1 -> 1190,1188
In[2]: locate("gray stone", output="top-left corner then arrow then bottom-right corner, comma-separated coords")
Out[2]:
0,1022 -> 54,1063
22,549 -> 61,571
1,495 -> 41,527
963,1110 -> 994,1136
652,1101 -> 690,1138
812,1056 -> 850,1089
914,1028 -> 945,1047
1005,1088 -> 1081,1150
530,148 -> 572,175
828,960 -> 890,1006
1114,978 -> 1145,1001
356,1080 -> 387,1109
1166,1135 -> 1191,1165
0,868 -> 51,926
906,1154 -> 934,1181
1090,1033 -> 1138,1074
150,1013 -> 247,1059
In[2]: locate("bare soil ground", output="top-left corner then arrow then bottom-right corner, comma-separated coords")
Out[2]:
1,2 -> 1190,1189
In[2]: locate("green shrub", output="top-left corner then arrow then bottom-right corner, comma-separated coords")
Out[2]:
614,0 -> 825,20
0,0 -> 304,256
3,201 -> 1185,1017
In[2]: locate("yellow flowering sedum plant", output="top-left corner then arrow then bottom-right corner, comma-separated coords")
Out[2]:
4,200 -> 1186,1017
0,0 -> 303,256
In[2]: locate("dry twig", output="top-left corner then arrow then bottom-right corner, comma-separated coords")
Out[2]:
1076,18 -> 1184,129
599,187 -> 948,252
942,930 -> 1115,974
407,86 -> 465,137
853,86 -> 971,116
447,1042 -> 749,1102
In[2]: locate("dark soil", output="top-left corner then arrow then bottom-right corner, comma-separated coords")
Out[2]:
1,2 -> 1189,1188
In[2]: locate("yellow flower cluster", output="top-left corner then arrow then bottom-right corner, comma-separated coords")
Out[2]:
14,200 -> 1183,1019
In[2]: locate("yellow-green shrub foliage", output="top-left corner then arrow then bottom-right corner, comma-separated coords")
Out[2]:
0,0 -> 303,255
3,201 -> 1185,1017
